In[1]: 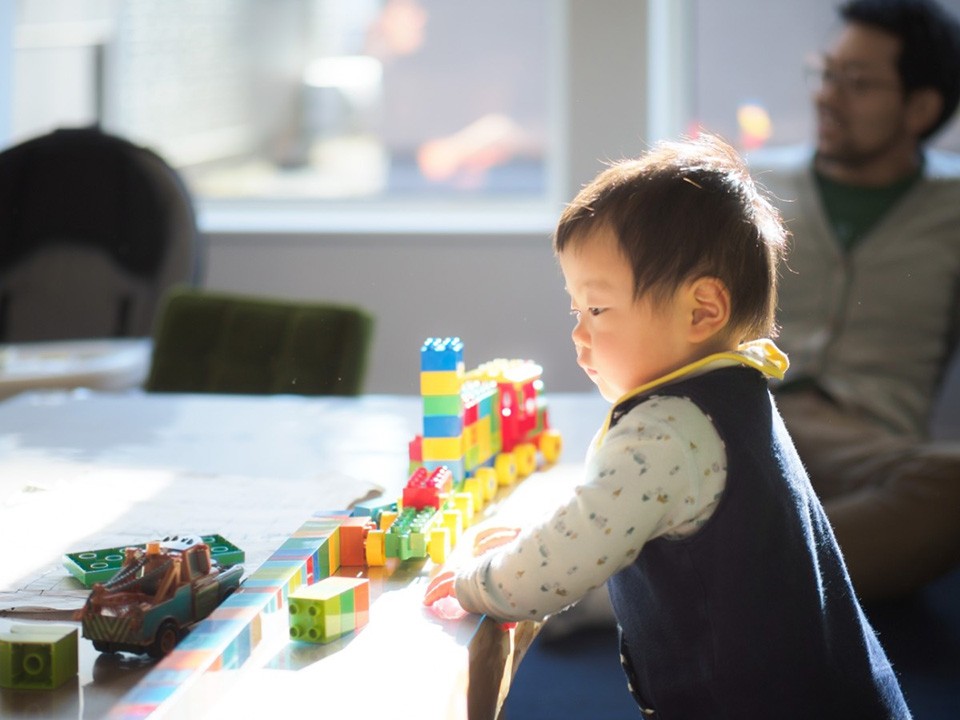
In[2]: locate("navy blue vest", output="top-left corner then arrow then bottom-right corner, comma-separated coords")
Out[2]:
607,366 -> 910,719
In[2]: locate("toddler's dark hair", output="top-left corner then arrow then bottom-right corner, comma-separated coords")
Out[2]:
554,133 -> 787,339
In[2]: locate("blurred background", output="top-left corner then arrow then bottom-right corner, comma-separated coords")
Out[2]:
4,0 -> 960,393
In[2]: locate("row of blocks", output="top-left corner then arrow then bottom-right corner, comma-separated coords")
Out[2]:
110,514 -> 358,717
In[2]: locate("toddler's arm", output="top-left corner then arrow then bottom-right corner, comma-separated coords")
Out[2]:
451,396 -> 726,622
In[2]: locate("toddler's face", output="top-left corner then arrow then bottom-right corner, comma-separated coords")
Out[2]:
558,226 -> 694,402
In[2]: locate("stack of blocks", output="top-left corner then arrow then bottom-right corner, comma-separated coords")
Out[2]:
0,624 -> 78,690
288,577 -> 370,644
420,337 -> 467,482
420,337 -> 500,485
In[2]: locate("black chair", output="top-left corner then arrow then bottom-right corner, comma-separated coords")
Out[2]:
145,288 -> 374,396
0,126 -> 201,342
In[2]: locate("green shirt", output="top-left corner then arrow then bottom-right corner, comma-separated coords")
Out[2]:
814,168 -> 922,251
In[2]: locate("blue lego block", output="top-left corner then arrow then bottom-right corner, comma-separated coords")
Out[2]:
479,394 -> 495,419
421,337 -> 464,371
350,498 -> 398,525
423,414 -> 464,438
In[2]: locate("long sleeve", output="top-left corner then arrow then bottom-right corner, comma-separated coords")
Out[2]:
454,395 -> 727,622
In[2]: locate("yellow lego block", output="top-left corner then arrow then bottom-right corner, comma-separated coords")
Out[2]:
496,452 -> 518,485
475,466 -> 499,500
428,527 -> 450,564
328,529 -> 341,577
380,509 -> 398,532
452,492 -> 475,526
462,477 -> 485,511
365,529 -> 385,566
442,508 -> 464,543
515,442 -> 538,478
464,422 -> 478,452
423,436 -> 463,460
420,370 -> 463,396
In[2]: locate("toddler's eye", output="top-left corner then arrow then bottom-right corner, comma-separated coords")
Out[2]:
588,307 -> 605,317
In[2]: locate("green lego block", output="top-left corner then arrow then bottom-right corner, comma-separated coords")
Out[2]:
465,445 -> 480,472
62,547 -> 127,587
0,624 -> 78,690
201,534 -> 245,567
397,534 -> 414,561
384,531 -> 401,558
64,534 -> 244,588
409,530 -> 428,558
339,587 -> 355,634
423,394 -> 463,416
288,578 -> 368,644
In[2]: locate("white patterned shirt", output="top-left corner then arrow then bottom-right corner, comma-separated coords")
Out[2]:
453,342 -> 788,622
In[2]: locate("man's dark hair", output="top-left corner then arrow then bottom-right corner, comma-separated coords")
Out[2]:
841,0 -> 960,138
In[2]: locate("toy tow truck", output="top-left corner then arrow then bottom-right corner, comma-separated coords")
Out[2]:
75,535 -> 243,658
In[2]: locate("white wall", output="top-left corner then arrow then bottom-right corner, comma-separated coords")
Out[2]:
198,0 -> 651,395
202,230 -> 596,394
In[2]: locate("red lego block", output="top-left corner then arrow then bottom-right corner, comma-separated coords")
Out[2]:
464,401 -> 479,426
402,466 -> 453,510
409,435 -> 423,463
339,517 -> 377,567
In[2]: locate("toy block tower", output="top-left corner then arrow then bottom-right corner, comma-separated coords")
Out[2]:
420,337 -> 467,482
0,624 -> 78,690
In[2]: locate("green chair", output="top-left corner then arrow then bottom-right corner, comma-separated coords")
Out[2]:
145,288 -> 373,396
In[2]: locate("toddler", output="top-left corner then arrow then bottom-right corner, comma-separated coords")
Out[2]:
425,134 -> 910,718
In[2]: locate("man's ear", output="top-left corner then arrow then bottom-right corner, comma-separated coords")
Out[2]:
687,276 -> 731,343
906,88 -> 943,139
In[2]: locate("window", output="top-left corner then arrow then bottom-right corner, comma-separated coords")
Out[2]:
689,0 -> 960,152
9,0 -> 557,225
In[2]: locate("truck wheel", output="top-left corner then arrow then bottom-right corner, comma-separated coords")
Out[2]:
149,621 -> 179,658
515,443 -> 538,477
539,429 -> 563,464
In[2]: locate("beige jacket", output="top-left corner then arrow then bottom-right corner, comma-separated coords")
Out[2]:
750,146 -> 960,437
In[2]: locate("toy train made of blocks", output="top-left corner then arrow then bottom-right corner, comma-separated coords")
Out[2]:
348,337 -> 563,569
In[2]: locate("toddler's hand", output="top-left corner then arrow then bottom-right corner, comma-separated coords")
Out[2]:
473,526 -> 521,556
423,569 -> 457,605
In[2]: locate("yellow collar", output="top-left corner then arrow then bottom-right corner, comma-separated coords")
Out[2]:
596,339 -> 789,441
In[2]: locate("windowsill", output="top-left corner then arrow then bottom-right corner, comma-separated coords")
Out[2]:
198,202 -> 560,238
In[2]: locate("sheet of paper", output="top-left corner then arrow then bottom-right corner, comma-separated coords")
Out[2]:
0,456 -> 382,613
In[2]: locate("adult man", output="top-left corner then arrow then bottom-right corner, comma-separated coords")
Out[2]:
754,0 -> 960,601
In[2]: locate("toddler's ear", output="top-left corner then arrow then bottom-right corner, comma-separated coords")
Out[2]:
688,276 -> 731,342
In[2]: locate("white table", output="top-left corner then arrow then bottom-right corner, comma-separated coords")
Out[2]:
0,338 -> 152,400
0,389 -> 609,719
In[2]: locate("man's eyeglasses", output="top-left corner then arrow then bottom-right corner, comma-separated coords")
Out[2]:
803,60 -> 901,97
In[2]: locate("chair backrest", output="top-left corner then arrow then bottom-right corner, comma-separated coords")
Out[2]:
0,126 -> 201,342
145,288 -> 374,396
